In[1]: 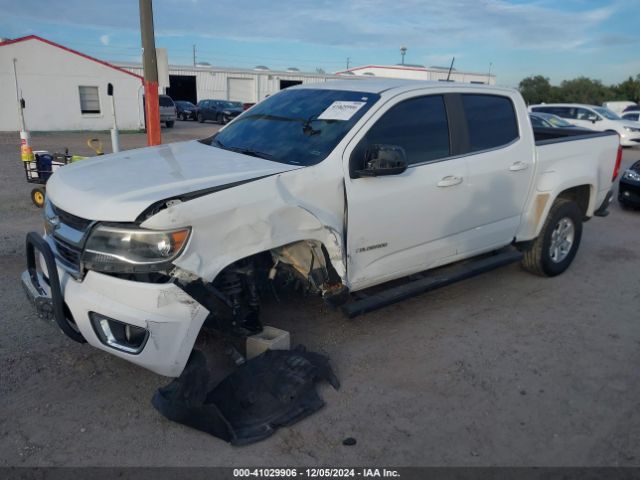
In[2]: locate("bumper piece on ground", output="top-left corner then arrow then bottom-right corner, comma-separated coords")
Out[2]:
152,347 -> 340,445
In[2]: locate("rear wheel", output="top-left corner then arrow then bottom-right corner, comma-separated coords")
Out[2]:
197,113 -> 204,123
521,198 -> 583,277
31,187 -> 45,208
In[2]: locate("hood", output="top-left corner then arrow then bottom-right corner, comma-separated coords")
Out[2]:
46,140 -> 301,222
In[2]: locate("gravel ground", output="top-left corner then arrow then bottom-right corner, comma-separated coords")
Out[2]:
1,122 -> 639,467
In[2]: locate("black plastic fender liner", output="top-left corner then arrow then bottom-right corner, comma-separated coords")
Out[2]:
152,347 -> 340,445
24,231 -> 86,343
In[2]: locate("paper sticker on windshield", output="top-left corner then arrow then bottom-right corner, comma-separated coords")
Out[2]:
318,101 -> 367,121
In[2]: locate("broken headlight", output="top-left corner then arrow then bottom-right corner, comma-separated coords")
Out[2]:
83,225 -> 191,273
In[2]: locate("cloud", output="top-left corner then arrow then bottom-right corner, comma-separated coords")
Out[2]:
0,0 -> 617,52
99,34 -> 110,46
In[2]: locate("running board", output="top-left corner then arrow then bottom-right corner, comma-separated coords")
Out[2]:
341,249 -> 523,318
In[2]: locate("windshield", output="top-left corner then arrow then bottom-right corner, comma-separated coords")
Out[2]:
204,88 -> 380,166
593,107 -> 620,120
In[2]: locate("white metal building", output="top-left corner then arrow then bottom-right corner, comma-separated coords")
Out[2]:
114,61 -> 358,104
0,35 -> 144,132
335,64 -> 496,85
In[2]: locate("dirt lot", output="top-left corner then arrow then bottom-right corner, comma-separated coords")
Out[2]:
1,121 -> 639,467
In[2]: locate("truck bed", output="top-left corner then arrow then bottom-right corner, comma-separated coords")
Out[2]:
533,127 -> 617,145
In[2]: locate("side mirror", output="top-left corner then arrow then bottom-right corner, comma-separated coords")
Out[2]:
354,144 -> 408,177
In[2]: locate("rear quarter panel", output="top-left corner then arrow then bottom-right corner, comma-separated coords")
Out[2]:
516,133 -> 618,240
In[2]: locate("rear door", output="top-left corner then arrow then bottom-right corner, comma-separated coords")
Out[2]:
460,93 -> 535,248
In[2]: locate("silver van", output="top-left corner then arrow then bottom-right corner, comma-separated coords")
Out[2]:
159,95 -> 177,128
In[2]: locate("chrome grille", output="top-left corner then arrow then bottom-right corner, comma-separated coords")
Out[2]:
52,204 -> 92,231
52,237 -> 82,270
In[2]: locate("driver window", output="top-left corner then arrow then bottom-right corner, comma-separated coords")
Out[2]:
359,95 -> 450,167
577,108 -> 595,120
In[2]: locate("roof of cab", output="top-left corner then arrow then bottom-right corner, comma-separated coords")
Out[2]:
293,78 -> 515,95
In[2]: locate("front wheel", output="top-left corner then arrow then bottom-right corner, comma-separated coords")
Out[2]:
197,113 -> 204,123
521,198 -> 583,277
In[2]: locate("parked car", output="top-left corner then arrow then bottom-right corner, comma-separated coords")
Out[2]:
530,103 -> 640,146
196,99 -> 243,124
623,104 -> 640,113
603,101 -> 638,116
243,102 -> 256,111
22,80 -> 620,376
621,111 -> 640,122
175,101 -> 198,121
529,112 -> 582,129
619,160 -> 640,208
159,94 -> 177,128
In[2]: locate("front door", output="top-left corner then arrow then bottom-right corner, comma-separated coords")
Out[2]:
344,93 -> 474,290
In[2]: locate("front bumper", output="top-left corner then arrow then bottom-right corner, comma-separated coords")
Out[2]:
619,178 -> 640,206
620,132 -> 640,147
21,232 -> 208,377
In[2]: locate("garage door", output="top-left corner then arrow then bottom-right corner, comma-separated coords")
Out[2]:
228,78 -> 255,102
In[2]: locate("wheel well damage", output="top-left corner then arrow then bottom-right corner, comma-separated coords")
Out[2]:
172,240 -> 349,338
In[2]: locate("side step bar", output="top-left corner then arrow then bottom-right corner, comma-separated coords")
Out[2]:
341,249 -> 523,318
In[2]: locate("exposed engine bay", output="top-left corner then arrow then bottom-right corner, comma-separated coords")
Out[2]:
174,240 -> 348,339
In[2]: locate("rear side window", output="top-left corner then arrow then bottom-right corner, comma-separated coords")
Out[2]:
159,96 -> 174,107
535,106 -> 573,118
363,95 -> 450,165
462,94 -> 518,152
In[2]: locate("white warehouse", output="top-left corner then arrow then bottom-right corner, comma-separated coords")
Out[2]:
336,64 -> 496,85
0,35 -> 144,131
114,61 -> 356,105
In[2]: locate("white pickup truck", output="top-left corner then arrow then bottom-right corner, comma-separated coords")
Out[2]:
22,80 -> 621,376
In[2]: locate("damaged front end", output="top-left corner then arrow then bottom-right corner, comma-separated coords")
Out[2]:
174,240 -> 349,339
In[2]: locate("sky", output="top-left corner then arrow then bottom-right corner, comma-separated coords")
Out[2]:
0,0 -> 638,87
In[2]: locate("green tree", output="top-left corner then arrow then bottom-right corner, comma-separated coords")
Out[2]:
558,77 -> 614,105
518,75 -> 554,105
614,75 -> 640,103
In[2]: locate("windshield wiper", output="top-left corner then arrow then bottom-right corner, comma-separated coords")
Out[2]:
212,138 -> 274,160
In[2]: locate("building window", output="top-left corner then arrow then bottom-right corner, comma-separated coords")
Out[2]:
78,86 -> 100,114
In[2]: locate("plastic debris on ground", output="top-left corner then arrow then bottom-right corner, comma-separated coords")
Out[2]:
152,346 -> 340,445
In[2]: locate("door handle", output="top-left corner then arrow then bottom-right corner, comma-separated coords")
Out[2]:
437,175 -> 463,187
509,161 -> 529,172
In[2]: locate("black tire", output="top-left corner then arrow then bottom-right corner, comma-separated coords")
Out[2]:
30,187 -> 46,208
221,115 -> 229,125
197,113 -> 204,123
521,198 -> 583,277
166,120 -> 174,128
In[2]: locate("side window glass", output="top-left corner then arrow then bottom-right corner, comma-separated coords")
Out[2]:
362,95 -> 450,166
462,94 -> 518,152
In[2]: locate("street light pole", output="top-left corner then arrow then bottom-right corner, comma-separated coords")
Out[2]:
139,0 -> 161,146
488,62 -> 493,84
400,46 -> 407,65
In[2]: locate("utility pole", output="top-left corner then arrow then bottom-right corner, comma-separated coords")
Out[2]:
346,57 -> 350,70
487,62 -> 493,84
192,44 -> 196,67
139,0 -> 161,146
